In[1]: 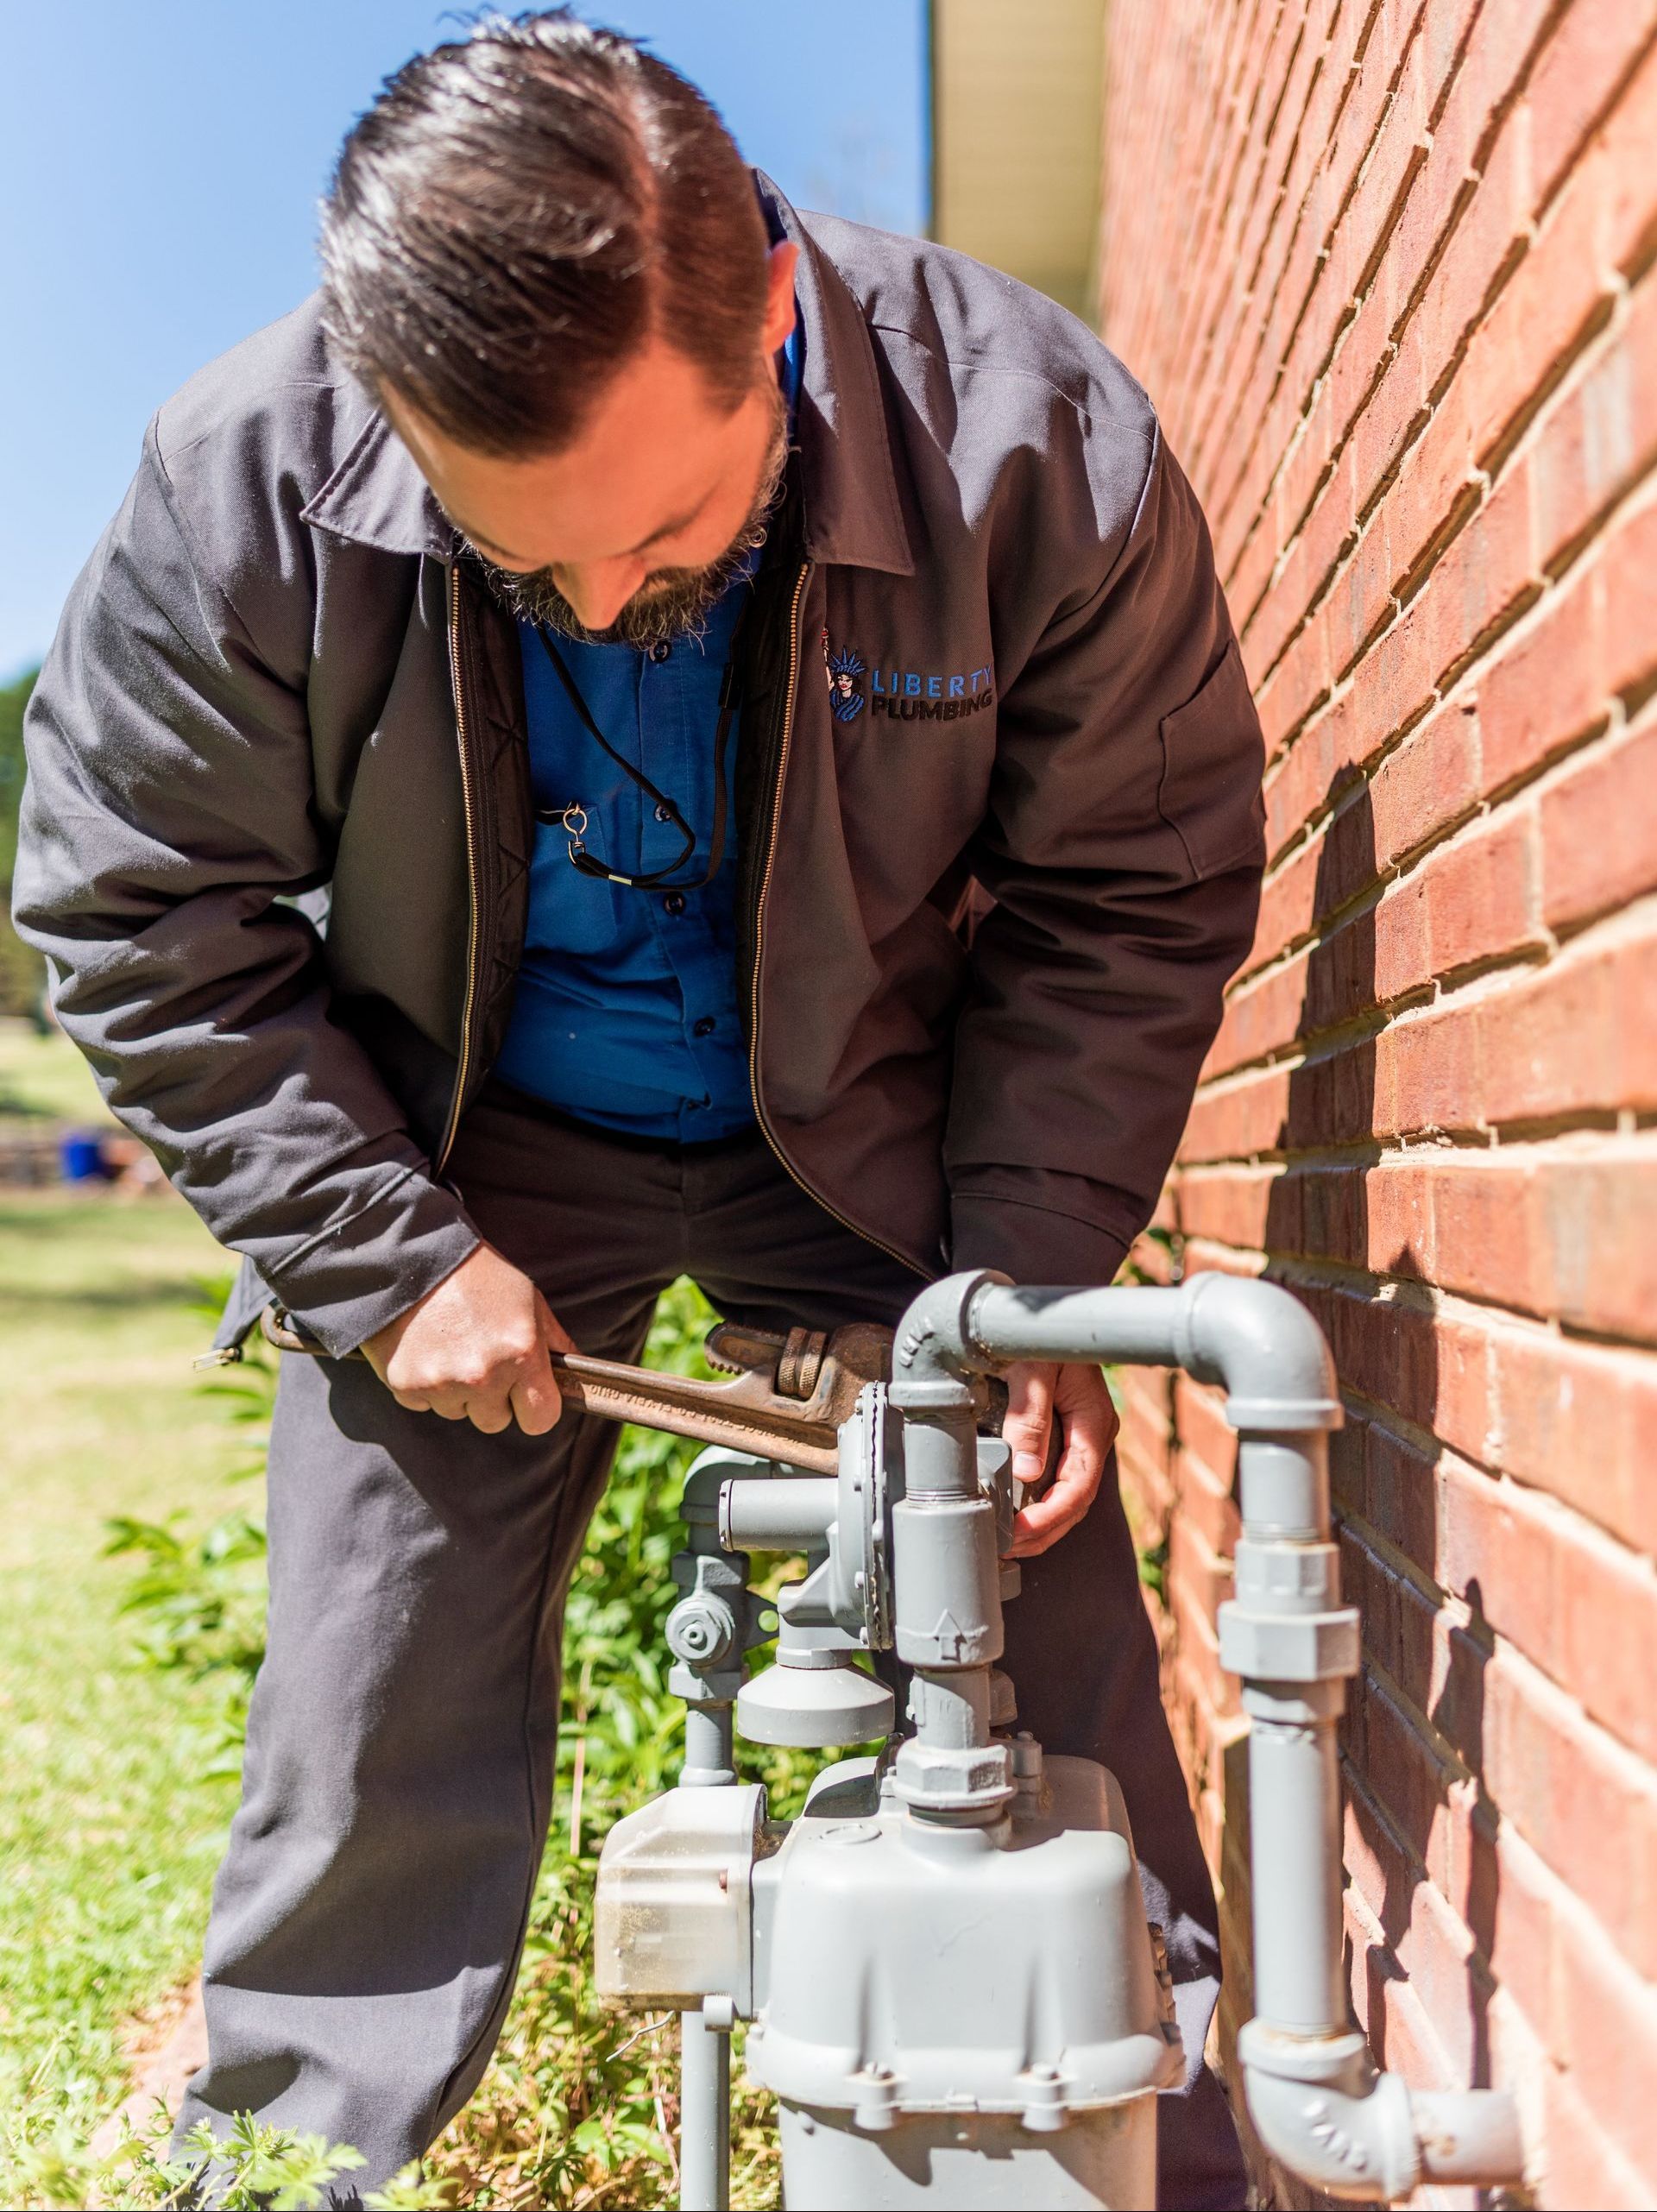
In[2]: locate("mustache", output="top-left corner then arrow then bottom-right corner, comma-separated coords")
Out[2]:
474,394 -> 790,652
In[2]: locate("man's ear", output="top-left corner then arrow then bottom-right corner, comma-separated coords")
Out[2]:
762,241 -> 800,355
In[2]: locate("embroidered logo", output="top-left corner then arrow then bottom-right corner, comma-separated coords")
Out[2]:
823,638 -> 867,722
868,660 -> 996,720
822,632 -> 998,725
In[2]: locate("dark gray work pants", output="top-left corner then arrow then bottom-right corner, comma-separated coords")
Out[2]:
177,1081 -> 1245,2209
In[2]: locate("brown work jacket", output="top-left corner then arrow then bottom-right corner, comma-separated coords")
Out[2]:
15,180 -> 1265,1354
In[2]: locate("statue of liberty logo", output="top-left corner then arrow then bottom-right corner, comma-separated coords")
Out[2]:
824,641 -> 866,723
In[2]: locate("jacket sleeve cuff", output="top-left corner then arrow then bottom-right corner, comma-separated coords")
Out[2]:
949,1179 -> 1136,1294
261,1164 -> 482,1357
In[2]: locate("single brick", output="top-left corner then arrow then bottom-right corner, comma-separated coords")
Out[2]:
1540,715 -> 1657,932
1377,994 -> 1485,1135
1526,0 -> 1657,211
1477,564 -> 1607,796
1179,1065 -> 1293,1163
1175,1164 -> 1282,1251
1363,1415 -> 1440,1571
1477,918 -> 1657,1125
1373,806 -> 1538,999
1422,461 -> 1544,681
1597,28 -> 1657,280
1465,159 -> 1619,470
1528,274 -> 1657,576
1424,1153 -> 1550,1315
1532,1148 -> 1657,1344
1471,1818 -> 1562,2051
1369,697 -> 1483,867
1487,1323 -> 1657,1557
1599,494 -> 1657,705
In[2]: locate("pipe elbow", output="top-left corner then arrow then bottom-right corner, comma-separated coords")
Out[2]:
892,1270 -> 1009,1391
1242,2052 -> 1420,2203
1240,2026 -> 1527,2201
1183,1273 -> 1342,1435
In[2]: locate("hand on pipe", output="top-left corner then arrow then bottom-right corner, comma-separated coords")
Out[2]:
362,1243 -> 575,1435
1000,1359 -> 1119,1556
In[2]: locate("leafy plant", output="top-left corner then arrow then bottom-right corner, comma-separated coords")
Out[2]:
3,2094 -> 448,2211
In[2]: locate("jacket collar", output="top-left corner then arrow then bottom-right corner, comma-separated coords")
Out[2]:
760,174 -> 913,577
301,175 -> 914,579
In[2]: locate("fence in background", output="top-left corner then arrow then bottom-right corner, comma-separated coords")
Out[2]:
1096,3 -> 1657,2203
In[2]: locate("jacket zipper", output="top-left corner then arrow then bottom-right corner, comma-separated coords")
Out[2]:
747,562 -> 928,1281
436,562 -> 482,1175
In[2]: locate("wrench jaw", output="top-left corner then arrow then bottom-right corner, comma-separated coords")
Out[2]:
548,1320 -> 901,1473
704,1320 -> 894,1420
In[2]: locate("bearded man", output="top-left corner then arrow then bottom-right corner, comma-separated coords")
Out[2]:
16,16 -> 1264,2205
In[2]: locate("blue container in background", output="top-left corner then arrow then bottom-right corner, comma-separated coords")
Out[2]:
60,1129 -> 110,1182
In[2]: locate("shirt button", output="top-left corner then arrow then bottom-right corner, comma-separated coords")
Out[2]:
693,1016 -> 716,1037
663,892 -> 686,916
654,802 -> 673,822
649,641 -> 671,663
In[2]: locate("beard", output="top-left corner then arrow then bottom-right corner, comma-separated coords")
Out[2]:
475,381 -> 790,651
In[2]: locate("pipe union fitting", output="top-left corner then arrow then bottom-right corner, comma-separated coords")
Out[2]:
894,1734 -> 1015,1816
1219,1601 -> 1360,1683
1233,1536 -> 1342,1610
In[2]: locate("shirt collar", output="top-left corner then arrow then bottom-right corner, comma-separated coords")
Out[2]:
302,173 -> 914,579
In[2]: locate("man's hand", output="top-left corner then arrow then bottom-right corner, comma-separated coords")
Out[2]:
362,1244 -> 575,1435
1001,1360 -> 1119,1557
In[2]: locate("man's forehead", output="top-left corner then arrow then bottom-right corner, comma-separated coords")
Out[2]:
383,343 -> 753,570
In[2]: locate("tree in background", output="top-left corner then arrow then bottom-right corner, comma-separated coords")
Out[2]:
0,669 -> 45,1020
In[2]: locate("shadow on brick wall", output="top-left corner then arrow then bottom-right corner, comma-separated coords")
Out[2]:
1250,770 -> 1499,2140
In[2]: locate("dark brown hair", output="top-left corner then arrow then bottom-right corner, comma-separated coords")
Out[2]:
319,10 -> 771,455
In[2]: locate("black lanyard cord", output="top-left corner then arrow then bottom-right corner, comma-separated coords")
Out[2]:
532,618 -> 745,892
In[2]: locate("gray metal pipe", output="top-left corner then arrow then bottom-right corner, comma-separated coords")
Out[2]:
678,2006 -> 730,2212
1242,1688 -> 1348,2032
682,1703 -> 736,1793
673,1452 -> 750,2208
893,1270 -> 1527,2196
718,1477 -> 836,1552
965,1274 -> 1342,1440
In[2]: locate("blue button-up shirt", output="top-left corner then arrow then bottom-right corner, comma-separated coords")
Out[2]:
493,570 -> 759,1140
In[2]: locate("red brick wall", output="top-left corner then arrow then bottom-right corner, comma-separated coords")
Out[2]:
1095,4 -> 1657,2203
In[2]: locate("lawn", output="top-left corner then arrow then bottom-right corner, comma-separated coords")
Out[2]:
0,1179 -> 243,2193
0,1017 -> 118,1126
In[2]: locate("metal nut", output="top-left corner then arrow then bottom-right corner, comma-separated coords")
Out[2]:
665,1595 -> 736,1668
1217,1602 -> 1360,1683
894,1736 -> 1015,1810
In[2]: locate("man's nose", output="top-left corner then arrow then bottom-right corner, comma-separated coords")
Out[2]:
555,559 -> 647,632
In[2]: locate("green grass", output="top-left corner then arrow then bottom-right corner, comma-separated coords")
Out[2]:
0,1017 -> 115,1125
0,1182 -> 241,2187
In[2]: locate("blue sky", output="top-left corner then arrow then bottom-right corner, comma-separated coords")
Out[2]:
0,2 -> 928,681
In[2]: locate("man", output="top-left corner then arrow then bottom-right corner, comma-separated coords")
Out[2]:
16,15 -> 1264,2205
